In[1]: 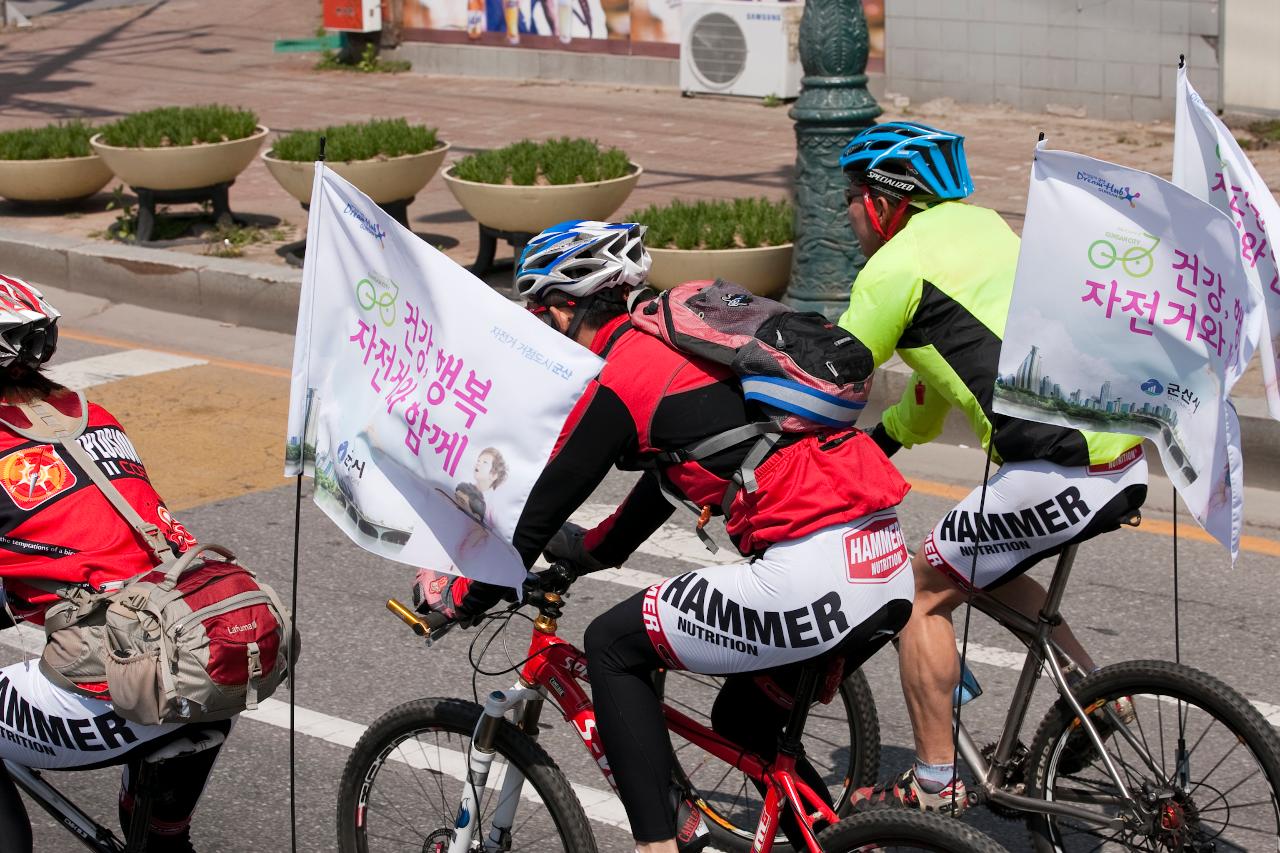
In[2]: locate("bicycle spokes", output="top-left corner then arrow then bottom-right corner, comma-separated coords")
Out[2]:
1040,689 -> 1279,851
356,726 -> 568,852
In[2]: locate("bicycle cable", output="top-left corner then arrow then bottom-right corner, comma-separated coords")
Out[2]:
952,437 -> 997,813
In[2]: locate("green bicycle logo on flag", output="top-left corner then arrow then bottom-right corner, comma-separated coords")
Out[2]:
1087,230 -> 1161,278
356,272 -> 400,326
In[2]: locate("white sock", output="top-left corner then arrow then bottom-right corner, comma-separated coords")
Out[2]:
914,759 -> 955,793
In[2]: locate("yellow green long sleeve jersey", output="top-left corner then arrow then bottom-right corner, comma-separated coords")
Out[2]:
838,202 -> 1140,466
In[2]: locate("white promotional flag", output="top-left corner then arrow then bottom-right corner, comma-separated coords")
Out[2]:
284,164 -> 603,589
1174,64 -> 1278,416
994,147 -> 1262,560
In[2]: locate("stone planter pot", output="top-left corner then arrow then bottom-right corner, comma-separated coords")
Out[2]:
441,163 -> 642,234
647,243 -> 794,296
262,143 -> 451,205
89,125 -> 269,191
0,155 -> 113,203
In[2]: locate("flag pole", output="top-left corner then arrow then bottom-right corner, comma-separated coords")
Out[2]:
289,134 -> 326,853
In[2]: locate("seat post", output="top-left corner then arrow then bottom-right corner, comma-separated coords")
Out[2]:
1038,543 -> 1080,627
124,761 -> 157,852
777,662 -> 822,758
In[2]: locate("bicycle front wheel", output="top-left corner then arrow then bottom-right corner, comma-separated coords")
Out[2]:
336,697 -> 598,853
1027,659 -> 1280,852
817,809 -> 1008,852
663,669 -> 880,852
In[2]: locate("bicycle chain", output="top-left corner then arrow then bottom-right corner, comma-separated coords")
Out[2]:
980,740 -> 1032,820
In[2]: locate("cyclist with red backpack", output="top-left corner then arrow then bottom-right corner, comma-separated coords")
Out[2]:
416,219 -> 915,853
0,275 -> 233,853
836,122 -> 1148,814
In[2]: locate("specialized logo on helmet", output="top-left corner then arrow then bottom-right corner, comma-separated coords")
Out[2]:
868,172 -> 917,193
0,444 -> 77,511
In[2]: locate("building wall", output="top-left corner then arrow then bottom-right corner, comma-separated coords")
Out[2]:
885,0 -> 1223,122
1222,0 -> 1280,112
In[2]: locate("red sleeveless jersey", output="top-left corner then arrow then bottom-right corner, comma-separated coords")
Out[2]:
0,392 -> 195,622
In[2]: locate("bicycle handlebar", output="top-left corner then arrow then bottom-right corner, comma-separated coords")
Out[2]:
386,598 -> 448,636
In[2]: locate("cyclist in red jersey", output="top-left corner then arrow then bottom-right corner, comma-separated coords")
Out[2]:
417,221 -> 916,853
0,274 -> 229,853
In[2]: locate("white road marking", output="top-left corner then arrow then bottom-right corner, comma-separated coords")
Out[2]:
1,499 -> 1276,843
242,696 -> 633,830
45,349 -> 206,390
0,626 -> 630,832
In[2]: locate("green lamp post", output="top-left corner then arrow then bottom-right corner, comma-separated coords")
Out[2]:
786,0 -> 881,319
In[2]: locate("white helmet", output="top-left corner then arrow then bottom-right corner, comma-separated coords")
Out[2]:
0,274 -> 59,369
515,220 -> 651,304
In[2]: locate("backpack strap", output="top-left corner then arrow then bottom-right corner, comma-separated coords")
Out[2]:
655,421 -> 783,464
720,432 -> 781,516
13,396 -> 172,567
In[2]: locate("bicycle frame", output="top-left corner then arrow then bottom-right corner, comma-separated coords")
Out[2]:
447,601 -> 839,853
953,542 -> 1144,830
4,760 -> 123,853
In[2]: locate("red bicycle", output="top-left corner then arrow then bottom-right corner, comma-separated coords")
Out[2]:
335,565 -> 1004,853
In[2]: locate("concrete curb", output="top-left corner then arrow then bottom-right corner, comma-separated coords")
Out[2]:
0,226 -> 302,335
1,223 -> 1276,484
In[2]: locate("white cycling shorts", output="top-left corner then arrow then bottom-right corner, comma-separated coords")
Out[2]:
0,657 -> 184,769
642,509 -> 915,674
922,446 -> 1148,591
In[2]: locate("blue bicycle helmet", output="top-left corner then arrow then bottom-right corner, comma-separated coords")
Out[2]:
839,121 -> 974,201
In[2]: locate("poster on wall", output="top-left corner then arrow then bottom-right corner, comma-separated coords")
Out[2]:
401,0 -> 660,47
400,0 -> 882,61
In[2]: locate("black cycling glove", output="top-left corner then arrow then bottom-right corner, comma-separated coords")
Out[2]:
869,422 -> 903,458
543,521 -> 609,574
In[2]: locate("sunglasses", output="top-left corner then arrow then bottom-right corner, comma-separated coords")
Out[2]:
527,299 -> 578,327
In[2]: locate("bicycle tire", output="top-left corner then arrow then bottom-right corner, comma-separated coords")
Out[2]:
817,808 -> 1008,852
666,669 -> 880,852
1026,659 -> 1280,852
336,697 -> 598,853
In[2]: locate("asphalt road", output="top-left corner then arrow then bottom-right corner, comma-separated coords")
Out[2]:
3,287 -> 1279,853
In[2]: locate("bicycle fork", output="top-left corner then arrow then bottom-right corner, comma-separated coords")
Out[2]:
450,685 -> 544,853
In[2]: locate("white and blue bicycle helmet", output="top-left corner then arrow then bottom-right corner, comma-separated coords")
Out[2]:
516,220 -> 651,305
839,121 -> 974,201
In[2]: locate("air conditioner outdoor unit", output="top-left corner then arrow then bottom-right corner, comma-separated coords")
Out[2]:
680,0 -> 803,99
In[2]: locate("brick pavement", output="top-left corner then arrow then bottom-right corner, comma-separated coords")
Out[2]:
0,0 -> 1276,399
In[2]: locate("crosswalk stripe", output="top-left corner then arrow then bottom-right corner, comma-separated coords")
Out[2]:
45,349 -> 206,390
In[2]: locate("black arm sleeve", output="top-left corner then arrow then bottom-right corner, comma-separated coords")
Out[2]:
584,471 -> 675,568
512,384 -> 637,568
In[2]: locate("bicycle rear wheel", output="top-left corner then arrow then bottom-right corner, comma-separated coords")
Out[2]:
336,697 -> 597,853
662,669 -> 880,852
817,809 -> 1007,852
1027,659 -> 1280,852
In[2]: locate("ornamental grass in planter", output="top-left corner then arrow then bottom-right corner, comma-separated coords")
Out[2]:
630,197 -> 795,296
443,138 -> 641,234
264,118 -> 449,205
0,121 -> 113,203
91,105 -> 268,191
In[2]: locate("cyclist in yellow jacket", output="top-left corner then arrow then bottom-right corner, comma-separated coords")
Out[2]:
836,122 -> 1148,813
